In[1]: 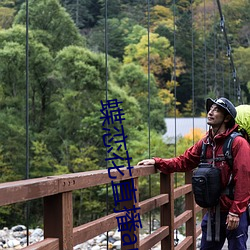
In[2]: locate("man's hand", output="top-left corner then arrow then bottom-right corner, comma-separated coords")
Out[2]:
226,213 -> 240,230
137,159 -> 155,166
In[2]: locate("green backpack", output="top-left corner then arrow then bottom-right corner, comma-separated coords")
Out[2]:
235,105 -> 250,142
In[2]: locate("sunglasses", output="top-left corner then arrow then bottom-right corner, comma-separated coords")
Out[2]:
215,99 -> 227,108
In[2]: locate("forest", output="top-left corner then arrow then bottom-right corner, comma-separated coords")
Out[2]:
0,0 -> 249,228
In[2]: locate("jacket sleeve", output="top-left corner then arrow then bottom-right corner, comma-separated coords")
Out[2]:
153,140 -> 203,174
229,136 -> 250,215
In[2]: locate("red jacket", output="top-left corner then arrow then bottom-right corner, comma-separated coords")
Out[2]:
154,124 -> 250,216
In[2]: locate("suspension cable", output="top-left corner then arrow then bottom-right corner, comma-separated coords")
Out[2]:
172,0 -> 179,245
218,33 -> 225,96
213,0 -> 217,94
216,0 -> 242,104
104,0 -> 109,248
25,0 -> 30,245
191,0 -> 195,144
173,1 -> 177,158
147,0 -> 152,234
203,0 -> 207,98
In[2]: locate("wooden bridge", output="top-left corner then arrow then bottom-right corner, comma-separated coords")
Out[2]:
0,164 -> 204,250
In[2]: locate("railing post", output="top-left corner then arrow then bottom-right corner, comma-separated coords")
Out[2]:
185,171 -> 196,250
120,178 -> 139,250
44,192 -> 73,250
160,173 -> 174,250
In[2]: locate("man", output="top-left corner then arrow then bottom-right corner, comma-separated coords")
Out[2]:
138,97 -> 250,250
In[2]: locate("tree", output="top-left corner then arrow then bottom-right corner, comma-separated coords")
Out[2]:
123,31 -> 185,116
127,127 -> 173,201
61,0 -> 101,29
98,0 -> 146,22
116,63 -> 166,132
86,17 -> 139,60
0,24 -> 56,131
14,0 -> 84,52
148,5 -> 174,33
30,141 -> 58,177
50,46 -> 142,167
124,32 -> 185,87
0,112 -> 26,180
0,34 -> 28,180
0,41 -> 26,101
0,6 -> 15,29
234,46 -> 250,102
222,0 -> 250,46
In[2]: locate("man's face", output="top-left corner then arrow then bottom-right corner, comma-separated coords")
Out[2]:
207,104 -> 226,127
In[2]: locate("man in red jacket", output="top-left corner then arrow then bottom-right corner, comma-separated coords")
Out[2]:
138,97 -> 250,250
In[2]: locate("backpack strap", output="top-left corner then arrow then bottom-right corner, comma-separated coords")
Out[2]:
201,132 -> 242,166
200,142 -> 208,163
223,131 -> 242,169
201,141 -> 226,163
223,132 -> 242,200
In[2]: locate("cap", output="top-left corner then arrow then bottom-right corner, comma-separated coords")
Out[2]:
206,97 -> 237,119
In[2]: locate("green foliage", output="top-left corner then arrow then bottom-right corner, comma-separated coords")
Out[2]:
62,145 -> 99,173
128,127 -> 174,202
98,0 -> 146,21
61,0 -> 101,28
222,0 -> 250,46
149,5 -> 174,32
86,17 -> 138,60
0,112 -> 26,180
124,32 -> 173,74
14,0 -> 85,52
0,145 -> 18,182
0,7 -> 15,29
0,24 -> 56,133
50,46 -> 107,154
116,63 -> 165,132
0,204 -> 26,228
0,40 -> 26,103
124,25 -> 147,45
30,141 -> 57,177
234,46 -> 250,101
123,30 -> 185,117
128,128 -> 173,167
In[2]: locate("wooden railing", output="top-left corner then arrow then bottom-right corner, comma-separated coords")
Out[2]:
0,165 -> 203,250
